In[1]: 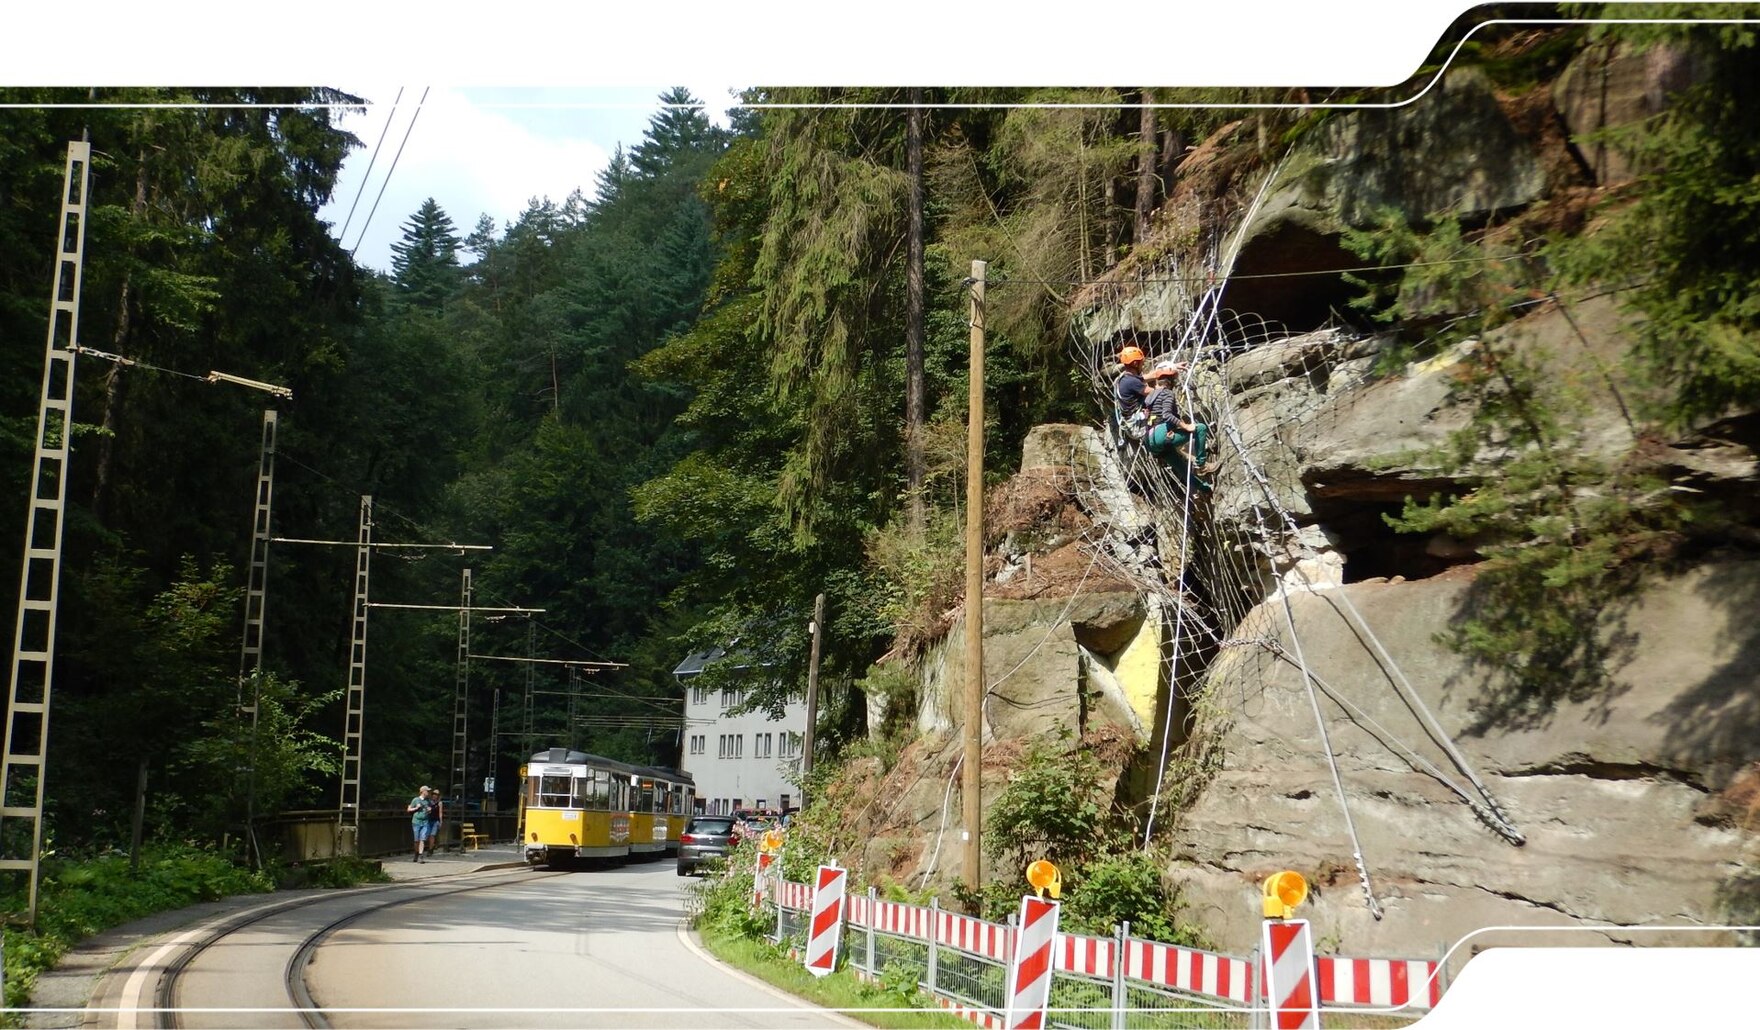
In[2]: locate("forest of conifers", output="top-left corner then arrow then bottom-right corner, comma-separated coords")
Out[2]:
0,83 -> 1145,849
5,6 -> 1760,858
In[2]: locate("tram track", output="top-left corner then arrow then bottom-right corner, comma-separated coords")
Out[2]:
126,867 -> 564,1030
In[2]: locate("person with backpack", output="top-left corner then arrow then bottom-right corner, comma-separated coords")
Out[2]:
1113,344 -> 1152,443
407,785 -> 437,862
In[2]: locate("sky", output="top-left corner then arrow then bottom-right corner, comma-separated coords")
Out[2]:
320,85 -> 739,271
10,1 -> 1480,272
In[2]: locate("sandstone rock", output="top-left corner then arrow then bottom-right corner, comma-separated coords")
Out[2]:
921,591 -> 1154,745
1168,562 -> 1760,960
1554,41 -> 1709,186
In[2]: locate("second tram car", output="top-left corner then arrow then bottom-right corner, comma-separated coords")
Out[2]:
521,749 -> 634,867
629,767 -> 670,857
633,766 -> 695,856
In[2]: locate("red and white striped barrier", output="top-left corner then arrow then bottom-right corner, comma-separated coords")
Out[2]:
933,991 -> 1004,1029
1262,919 -> 1319,1030
870,899 -> 934,939
1316,955 -> 1441,1011
936,908 -> 1017,963
803,865 -> 847,978
1122,937 -> 1252,1002
777,879 -> 812,910
1002,896 -> 1060,1030
1054,930 -> 1116,979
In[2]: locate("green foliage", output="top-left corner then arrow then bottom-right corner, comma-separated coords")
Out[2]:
875,958 -> 926,1002
1060,850 -> 1207,948
1550,10 -> 1760,427
1340,210 -> 1536,370
2,843 -> 272,1009
851,663 -> 918,758
1342,204 -> 1686,719
178,672 -> 342,840
686,837 -> 775,940
300,854 -> 391,889
982,736 -> 1119,872
389,198 -> 463,309
864,504 -> 965,663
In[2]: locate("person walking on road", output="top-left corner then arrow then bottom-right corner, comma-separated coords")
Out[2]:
408,785 -> 437,862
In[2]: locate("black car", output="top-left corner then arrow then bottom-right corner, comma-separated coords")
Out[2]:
676,815 -> 739,876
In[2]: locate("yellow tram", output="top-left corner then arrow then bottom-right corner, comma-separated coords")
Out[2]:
631,766 -> 695,857
520,748 -> 634,866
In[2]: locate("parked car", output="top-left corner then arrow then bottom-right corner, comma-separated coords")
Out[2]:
677,815 -> 739,876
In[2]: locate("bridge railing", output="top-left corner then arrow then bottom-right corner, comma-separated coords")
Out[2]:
257,809 -> 521,863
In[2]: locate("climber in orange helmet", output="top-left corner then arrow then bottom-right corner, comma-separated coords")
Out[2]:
1114,343 -> 1149,419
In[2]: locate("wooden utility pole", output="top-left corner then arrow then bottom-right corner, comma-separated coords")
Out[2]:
962,260 -> 987,902
802,592 -> 825,786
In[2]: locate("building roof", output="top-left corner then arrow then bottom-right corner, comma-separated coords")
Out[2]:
671,641 -> 773,680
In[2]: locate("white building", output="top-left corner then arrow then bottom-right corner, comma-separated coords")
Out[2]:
672,647 -> 806,816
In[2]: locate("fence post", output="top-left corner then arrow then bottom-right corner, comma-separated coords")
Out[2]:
1247,945 -> 1262,1030
1110,920 -> 1129,1030
926,897 -> 940,996
865,886 -> 878,975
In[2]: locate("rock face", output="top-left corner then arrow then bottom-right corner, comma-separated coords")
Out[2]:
1169,563 -> 1760,959
1553,41 -> 1709,186
909,424 -> 1166,749
855,37 -> 1760,960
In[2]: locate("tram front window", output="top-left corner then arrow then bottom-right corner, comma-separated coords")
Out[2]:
538,774 -> 573,807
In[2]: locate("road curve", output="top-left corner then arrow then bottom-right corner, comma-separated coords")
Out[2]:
90,861 -> 858,1030
304,862 -> 855,1028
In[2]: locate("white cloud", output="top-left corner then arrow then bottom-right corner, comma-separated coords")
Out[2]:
327,87 -> 616,272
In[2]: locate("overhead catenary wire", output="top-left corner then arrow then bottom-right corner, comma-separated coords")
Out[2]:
349,86 -> 429,259
336,87 -> 403,244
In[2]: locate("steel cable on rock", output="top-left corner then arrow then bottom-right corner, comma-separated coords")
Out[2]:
1215,411 -> 1525,846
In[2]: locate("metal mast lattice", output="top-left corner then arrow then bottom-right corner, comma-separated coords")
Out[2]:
337,495 -> 372,843
1,142 -> 92,926
449,568 -> 471,801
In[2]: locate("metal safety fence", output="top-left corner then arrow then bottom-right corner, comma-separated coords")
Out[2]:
759,878 -> 1441,1029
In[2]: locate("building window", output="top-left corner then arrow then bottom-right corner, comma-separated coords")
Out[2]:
692,685 -> 709,705
733,734 -> 744,759
689,734 -> 704,755
780,732 -> 802,759
756,733 -> 773,758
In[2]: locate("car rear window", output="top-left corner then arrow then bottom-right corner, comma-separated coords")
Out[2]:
688,818 -> 735,834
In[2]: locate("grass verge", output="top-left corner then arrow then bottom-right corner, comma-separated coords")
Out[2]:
694,922 -> 973,1029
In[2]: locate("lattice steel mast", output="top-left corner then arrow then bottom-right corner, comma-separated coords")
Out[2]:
0,142 -> 91,926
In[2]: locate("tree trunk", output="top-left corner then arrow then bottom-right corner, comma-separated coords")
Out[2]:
905,88 -> 927,537
1135,90 -> 1158,243
1162,124 -> 1186,181
92,150 -> 149,521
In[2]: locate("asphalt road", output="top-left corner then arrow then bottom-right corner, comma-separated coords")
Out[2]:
309,862 -> 853,1028
153,860 -> 857,1030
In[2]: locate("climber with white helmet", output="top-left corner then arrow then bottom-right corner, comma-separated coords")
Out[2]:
1144,358 -> 1219,488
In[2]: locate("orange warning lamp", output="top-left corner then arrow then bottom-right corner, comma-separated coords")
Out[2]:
761,829 -> 784,853
1262,870 -> 1308,919
1026,859 -> 1062,900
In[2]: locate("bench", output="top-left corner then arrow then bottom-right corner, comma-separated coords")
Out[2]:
460,822 -> 490,850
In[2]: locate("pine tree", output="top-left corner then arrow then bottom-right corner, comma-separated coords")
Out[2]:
390,197 -> 462,310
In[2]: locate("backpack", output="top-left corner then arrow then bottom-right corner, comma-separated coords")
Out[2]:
1119,407 -> 1150,443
